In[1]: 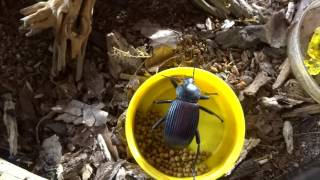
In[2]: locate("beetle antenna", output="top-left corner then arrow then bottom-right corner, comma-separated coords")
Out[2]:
204,92 -> 218,96
193,65 -> 195,79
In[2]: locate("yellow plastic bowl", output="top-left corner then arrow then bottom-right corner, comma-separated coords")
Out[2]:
126,67 -> 245,180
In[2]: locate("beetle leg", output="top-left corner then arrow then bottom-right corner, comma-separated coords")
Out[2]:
153,100 -> 173,104
151,116 -> 166,130
200,93 -> 218,100
192,130 -> 201,179
199,106 -> 224,123
168,78 -> 178,88
161,75 -> 179,88
199,95 -> 210,100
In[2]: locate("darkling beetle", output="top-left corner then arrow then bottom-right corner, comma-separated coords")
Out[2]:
152,67 -> 224,179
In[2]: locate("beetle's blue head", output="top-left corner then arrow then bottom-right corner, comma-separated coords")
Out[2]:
176,78 -> 200,103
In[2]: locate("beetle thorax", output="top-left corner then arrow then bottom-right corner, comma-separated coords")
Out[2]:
176,78 -> 200,103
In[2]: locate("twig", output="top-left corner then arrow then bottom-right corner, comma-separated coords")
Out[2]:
110,47 -> 151,59
35,111 -> 59,145
281,104 -> 320,118
294,131 -> 320,137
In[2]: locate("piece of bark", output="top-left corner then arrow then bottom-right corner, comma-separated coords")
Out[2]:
243,71 -> 271,96
264,9 -> 288,48
273,58 -> 291,89
281,104 -> 320,118
2,93 -> 18,156
0,158 -> 47,180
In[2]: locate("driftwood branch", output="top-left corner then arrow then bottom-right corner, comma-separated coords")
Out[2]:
20,0 -> 96,81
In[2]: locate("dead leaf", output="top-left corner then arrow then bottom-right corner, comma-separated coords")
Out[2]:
54,100 -> 109,127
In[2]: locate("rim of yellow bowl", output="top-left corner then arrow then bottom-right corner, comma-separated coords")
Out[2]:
125,67 -> 245,180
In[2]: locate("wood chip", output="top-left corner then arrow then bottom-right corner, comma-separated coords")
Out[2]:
273,58 -> 290,89
286,2 -> 295,23
283,121 -> 293,154
97,134 -> 114,162
261,95 -> 303,110
243,71 -> 271,96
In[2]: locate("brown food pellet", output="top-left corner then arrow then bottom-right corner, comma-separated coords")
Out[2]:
174,156 -> 180,161
135,110 -> 212,177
